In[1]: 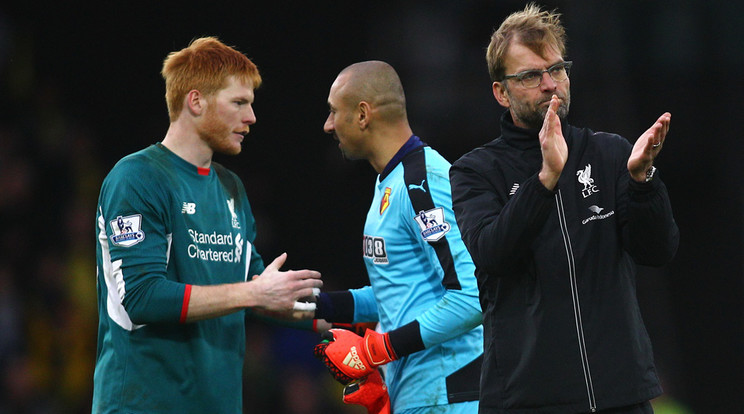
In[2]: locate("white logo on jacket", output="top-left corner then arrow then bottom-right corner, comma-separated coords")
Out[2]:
576,164 -> 599,198
582,205 -> 615,225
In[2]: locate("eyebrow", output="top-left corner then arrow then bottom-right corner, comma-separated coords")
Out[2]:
515,60 -> 565,73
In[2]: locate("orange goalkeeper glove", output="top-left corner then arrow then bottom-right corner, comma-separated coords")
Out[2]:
343,369 -> 391,414
313,328 -> 397,384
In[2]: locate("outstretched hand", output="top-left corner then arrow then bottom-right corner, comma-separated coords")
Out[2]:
249,253 -> 322,313
628,112 -> 671,182
538,95 -> 568,190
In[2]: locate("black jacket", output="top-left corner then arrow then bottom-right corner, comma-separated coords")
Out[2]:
450,112 -> 679,413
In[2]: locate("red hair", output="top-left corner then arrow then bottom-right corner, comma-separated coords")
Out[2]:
161,37 -> 262,121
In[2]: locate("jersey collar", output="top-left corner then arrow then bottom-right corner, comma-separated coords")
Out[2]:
380,135 -> 425,180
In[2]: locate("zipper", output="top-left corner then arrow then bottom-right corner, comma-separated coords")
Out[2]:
556,190 -> 597,412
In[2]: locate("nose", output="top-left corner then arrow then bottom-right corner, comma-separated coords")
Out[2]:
323,113 -> 334,134
244,105 -> 256,125
540,71 -> 557,91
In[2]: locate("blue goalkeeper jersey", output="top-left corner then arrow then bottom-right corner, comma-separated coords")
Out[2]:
351,136 -> 483,412
93,143 -> 264,414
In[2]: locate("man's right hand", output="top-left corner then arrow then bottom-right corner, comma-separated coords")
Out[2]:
538,94 -> 568,190
249,253 -> 322,313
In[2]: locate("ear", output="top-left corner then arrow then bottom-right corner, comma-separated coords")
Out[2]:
492,81 -> 510,108
357,101 -> 372,130
186,89 -> 206,116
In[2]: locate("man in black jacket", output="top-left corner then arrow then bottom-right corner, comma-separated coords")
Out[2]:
449,4 -> 679,414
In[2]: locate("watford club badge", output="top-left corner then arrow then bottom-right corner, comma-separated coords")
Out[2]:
380,187 -> 391,214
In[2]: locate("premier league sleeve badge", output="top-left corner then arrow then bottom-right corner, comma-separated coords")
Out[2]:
109,214 -> 146,247
413,207 -> 450,242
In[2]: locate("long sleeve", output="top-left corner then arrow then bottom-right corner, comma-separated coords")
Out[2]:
415,288 -> 481,348
619,171 -> 680,265
450,161 -> 554,279
99,160 -> 187,326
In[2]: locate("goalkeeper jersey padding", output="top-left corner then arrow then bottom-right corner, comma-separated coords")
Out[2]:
93,143 -> 264,413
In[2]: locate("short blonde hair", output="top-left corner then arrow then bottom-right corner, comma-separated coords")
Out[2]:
486,3 -> 567,82
161,37 -> 262,121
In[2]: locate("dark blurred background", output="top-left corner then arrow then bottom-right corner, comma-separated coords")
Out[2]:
0,1 -> 741,413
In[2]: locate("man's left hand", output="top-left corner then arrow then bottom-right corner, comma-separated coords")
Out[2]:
313,328 -> 397,384
628,112 -> 671,182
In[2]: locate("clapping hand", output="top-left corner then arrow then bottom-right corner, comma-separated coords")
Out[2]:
628,112 -> 671,182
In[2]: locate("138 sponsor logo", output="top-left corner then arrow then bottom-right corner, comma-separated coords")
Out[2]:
363,235 -> 388,265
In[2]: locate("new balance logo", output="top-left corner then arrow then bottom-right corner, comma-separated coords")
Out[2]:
509,183 -> 520,196
408,180 -> 427,192
181,202 -> 196,214
342,346 -> 367,371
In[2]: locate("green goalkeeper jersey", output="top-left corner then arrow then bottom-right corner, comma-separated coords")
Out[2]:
93,143 -> 264,413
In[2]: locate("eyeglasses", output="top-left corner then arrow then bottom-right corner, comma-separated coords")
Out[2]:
502,61 -> 573,88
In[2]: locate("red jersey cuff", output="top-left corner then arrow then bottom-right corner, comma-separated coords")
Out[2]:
179,284 -> 193,323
